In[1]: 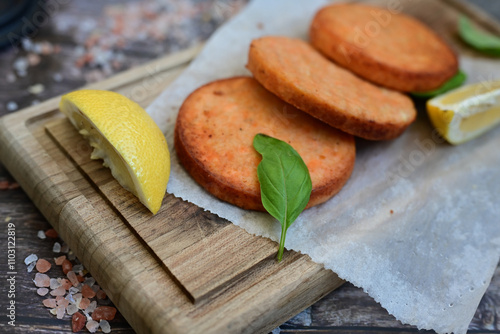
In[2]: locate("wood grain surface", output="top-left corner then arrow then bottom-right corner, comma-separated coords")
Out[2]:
0,1 -> 499,334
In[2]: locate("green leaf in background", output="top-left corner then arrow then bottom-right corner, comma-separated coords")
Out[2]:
411,70 -> 467,98
458,15 -> 500,57
253,134 -> 312,262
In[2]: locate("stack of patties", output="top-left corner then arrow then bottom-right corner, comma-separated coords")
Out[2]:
175,3 -> 458,211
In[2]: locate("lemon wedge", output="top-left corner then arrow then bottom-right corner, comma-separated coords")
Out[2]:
59,90 -> 170,214
427,80 -> 500,144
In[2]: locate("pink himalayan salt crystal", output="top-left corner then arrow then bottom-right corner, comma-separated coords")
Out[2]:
57,298 -> 69,308
54,255 -> 66,265
43,299 -> 57,308
67,271 -> 79,286
34,273 -> 50,287
96,289 -> 107,300
50,286 -> 66,297
85,300 -> 97,314
86,319 -> 99,333
62,259 -> 72,274
79,297 -> 90,310
81,284 -> 96,299
72,312 -> 86,332
56,305 -> 65,319
36,259 -> 51,273
60,278 -> 72,290
91,306 -> 117,321
37,288 -> 49,296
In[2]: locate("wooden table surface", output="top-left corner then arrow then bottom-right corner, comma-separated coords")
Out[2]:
1,1 -> 499,333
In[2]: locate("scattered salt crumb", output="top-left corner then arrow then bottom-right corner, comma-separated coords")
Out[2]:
58,298 -> 70,308
96,289 -> 106,300
43,299 -> 57,308
52,72 -> 63,82
6,73 -> 16,83
53,242 -> 61,253
50,278 -> 61,290
37,288 -> 49,296
67,271 -> 79,286
6,102 -> 18,111
28,83 -> 45,95
84,277 -> 95,287
69,286 -> 80,295
13,57 -> 29,74
54,255 -> 66,266
34,273 -> 50,287
37,230 -> 46,239
79,297 -> 90,310
25,254 -> 38,265
66,304 -> 78,315
60,244 -> 69,253
27,53 -> 41,66
62,259 -> 72,274
86,320 -> 99,333
45,228 -> 58,238
56,305 -> 65,319
85,301 -> 97,314
91,284 -> 100,293
27,262 -> 36,273
49,308 -> 57,316
72,312 -> 86,332
73,264 -> 84,274
50,286 -> 66,297
100,320 -> 111,333
36,259 -> 51,273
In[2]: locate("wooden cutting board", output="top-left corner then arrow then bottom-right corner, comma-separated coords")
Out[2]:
0,1 -> 499,333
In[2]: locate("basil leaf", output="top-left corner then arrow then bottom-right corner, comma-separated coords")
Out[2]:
458,15 -> 500,57
253,134 -> 312,262
411,70 -> 467,98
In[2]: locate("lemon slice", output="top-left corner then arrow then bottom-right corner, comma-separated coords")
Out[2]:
59,90 -> 170,214
427,80 -> 500,144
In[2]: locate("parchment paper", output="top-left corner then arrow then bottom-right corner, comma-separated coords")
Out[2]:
146,1 -> 500,333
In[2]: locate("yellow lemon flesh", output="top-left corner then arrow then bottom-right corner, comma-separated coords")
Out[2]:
59,90 -> 170,214
427,80 -> 500,145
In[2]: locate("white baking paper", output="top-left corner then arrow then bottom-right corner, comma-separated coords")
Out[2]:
147,1 -> 500,333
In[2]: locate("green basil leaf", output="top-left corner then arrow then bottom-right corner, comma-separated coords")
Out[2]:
253,133 -> 312,262
411,70 -> 467,98
458,15 -> 500,57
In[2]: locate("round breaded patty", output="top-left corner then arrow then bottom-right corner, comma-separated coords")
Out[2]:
175,77 -> 355,211
309,3 -> 458,92
247,36 -> 416,141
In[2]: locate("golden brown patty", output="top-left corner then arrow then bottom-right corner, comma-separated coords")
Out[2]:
247,36 -> 416,141
309,3 -> 458,92
175,77 -> 356,211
